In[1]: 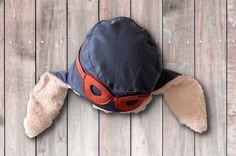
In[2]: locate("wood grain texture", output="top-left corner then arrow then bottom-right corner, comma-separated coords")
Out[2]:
99,1 -> 131,156
227,0 -> 236,155
131,0 -> 162,155
195,0 -> 226,155
68,0 -> 99,155
36,0 -> 67,155
100,0 -> 130,20
162,0 -> 194,155
0,0 -> 4,155
5,0 -> 36,155
1,0 -> 235,155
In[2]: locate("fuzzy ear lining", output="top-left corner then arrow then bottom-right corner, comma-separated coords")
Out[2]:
24,72 -> 69,138
153,76 -> 208,133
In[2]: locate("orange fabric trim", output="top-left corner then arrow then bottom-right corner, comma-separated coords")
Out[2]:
114,94 -> 149,111
84,75 -> 113,104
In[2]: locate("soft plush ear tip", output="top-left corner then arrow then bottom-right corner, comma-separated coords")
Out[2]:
24,115 -> 43,138
24,72 -> 69,138
24,120 -> 34,138
154,75 -> 208,133
178,108 -> 208,133
190,118 -> 208,133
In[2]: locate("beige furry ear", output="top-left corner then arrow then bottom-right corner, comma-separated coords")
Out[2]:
24,72 -> 69,138
153,76 -> 208,133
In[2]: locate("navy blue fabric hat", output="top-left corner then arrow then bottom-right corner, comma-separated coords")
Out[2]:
24,17 -> 208,138
80,17 -> 162,96
57,17 -> 165,112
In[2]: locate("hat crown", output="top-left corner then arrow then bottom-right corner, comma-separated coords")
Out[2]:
80,17 -> 161,96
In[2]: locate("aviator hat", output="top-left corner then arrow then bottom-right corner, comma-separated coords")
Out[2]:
24,17 -> 208,138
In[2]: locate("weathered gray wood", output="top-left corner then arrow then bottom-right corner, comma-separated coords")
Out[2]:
0,0 -> 4,155
100,0 -> 130,20
99,1 -> 131,156
227,1 -> 236,155
1,0 -> 233,155
36,0 -> 67,155
68,0 -> 99,155
5,0 -> 36,155
131,1 -> 162,155
162,0 -> 194,155
195,0 -> 226,156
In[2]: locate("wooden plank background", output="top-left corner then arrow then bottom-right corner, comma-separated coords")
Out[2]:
0,0 -> 234,155
36,0 -> 67,155
0,0 -> 4,155
195,0 -> 226,156
162,0 -> 194,155
227,0 -> 236,156
5,0 -> 36,155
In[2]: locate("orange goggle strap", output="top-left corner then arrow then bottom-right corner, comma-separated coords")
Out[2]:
113,94 -> 149,111
76,54 -> 150,111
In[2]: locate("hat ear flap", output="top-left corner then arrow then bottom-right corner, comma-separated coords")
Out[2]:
153,69 -> 208,133
24,72 -> 69,138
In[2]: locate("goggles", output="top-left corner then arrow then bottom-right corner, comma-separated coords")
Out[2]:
76,54 -> 150,112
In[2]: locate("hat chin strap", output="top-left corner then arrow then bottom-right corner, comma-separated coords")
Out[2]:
153,75 -> 208,133
24,72 -> 69,138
